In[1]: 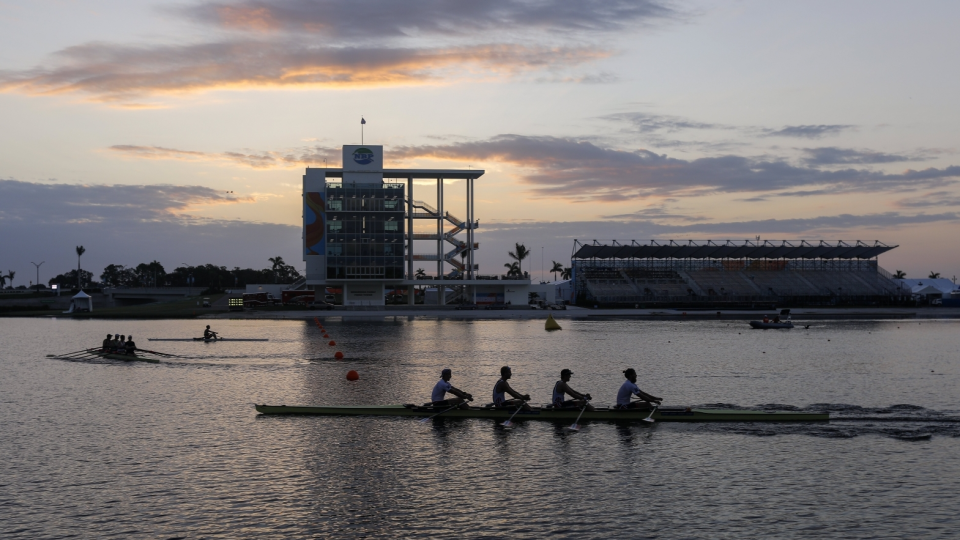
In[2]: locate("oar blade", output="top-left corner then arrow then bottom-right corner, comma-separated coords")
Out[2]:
500,420 -> 514,428
564,424 -> 580,432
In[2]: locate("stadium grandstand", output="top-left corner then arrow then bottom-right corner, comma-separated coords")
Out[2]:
571,240 -> 905,307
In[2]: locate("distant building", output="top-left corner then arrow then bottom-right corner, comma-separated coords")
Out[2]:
302,145 -> 530,306
571,239 -> 904,306
893,278 -> 959,300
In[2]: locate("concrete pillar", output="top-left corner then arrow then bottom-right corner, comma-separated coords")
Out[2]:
407,176 -> 414,280
408,284 -> 415,306
436,177 -> 442,283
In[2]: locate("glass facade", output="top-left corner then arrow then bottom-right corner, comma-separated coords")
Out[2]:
325,182 -> 406,280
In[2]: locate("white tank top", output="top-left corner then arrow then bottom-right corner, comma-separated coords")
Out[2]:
493,379 -> 507,406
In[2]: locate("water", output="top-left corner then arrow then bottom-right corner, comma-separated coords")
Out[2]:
2,317 -> 959,538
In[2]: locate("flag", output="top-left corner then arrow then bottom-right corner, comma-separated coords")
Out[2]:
361,117 -> 366,125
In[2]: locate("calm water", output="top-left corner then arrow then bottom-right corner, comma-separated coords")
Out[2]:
2,316 -> 959,539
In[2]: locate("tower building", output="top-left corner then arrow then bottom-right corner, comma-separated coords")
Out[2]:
303,145 -> 529,306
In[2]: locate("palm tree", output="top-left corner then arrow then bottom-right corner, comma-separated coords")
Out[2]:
0,274 -> 6,288
928,271 -> 941,279
550,261 -> 563,281
893,270 -> 906,279
504,262 -> 520,278
508,243 -> 530,275
268,256 -> 285,283
76,245 -> 86,289
5,270 -> 14,289
561,267 -> 572,280
415,268 -> 426,279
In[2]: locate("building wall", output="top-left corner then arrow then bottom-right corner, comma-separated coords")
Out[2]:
303,169 -> 326,284
343,282 -> 385,306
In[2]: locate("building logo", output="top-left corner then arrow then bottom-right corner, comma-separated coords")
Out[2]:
352,147 -> 375,165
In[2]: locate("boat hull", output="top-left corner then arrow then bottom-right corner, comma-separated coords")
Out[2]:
96,352 -> 160,363
147,338 -> 269,342
749,321 -> 794,329
254,404 -> 828,422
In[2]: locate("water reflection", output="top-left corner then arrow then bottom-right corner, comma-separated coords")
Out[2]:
4,317 -> 960,538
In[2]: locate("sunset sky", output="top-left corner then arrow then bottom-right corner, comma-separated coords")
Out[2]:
2,0 -> 958,285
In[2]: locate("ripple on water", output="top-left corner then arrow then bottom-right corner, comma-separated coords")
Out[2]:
1,317 -> 959,538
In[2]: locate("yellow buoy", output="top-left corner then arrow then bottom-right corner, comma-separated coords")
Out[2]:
545,313 -> 562,331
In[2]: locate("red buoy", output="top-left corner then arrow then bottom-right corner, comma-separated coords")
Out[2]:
346,370 -> 359,380
335,351 -> 344,359
328,340 -> 336,346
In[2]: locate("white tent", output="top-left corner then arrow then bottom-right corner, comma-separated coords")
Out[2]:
64,290 -> 93,313
894,278 -> 957,296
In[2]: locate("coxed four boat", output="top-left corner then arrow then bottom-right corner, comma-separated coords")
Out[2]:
254,404 -> 828,423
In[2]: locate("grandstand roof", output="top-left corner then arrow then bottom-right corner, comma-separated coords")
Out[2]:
572,240 -> 896,260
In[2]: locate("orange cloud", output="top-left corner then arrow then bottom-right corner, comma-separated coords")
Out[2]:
1,42 -> 608,105
108,144 -> 338,169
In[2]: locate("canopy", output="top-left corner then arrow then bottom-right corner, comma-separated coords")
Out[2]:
573,240 -> 896,260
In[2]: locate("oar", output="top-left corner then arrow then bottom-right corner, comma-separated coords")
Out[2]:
47,348 -> 99,359
564,400 -> 591,432
135,348 -> 181,358
630,398 -> 660,423
500,401 -> 529,428
418,399 -> 472,423
641,404 -> 659,423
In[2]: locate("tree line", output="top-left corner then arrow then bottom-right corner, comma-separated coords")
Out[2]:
43,251 -> 301,291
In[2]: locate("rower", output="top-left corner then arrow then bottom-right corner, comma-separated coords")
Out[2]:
102,334 -> 112,351
616,368 -> 662,410
553,369 -> 594,411
125,335 -> 137,356
111,334 -> 121,352
431,368 -> 473,410
118,335 -> 127,354
493,366 -> 531,411
203,325 -> 218,340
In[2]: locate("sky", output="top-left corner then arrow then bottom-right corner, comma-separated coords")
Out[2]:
1,0 -> 958,286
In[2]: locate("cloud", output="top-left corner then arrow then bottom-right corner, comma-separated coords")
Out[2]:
109,144 -> 338,169
110,136 -> 960,201
181,0 -> 676,37
801,146 -> 926,165
895,191 -> 960,208
600,112 -> 729,134
394,135 -> 960,201
764,125 -> 854,139
601,205 -> 710,221
1,41 -> 607,104
0,179 -> 255,225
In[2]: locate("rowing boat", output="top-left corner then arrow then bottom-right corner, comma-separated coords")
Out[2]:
95,351 -> 160,363
147,338 -> 269,342
749,320 -> 794,329
253,404 -> 828,422
47,349 -> 160,363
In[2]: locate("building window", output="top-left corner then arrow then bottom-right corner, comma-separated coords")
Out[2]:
328,221 -> 342,232
327,200 -> 342,211
384,220 -> 398,232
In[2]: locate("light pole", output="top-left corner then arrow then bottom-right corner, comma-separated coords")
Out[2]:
31,261 -> 44,294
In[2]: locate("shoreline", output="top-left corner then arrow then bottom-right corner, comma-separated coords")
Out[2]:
200,306 -> 960,321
